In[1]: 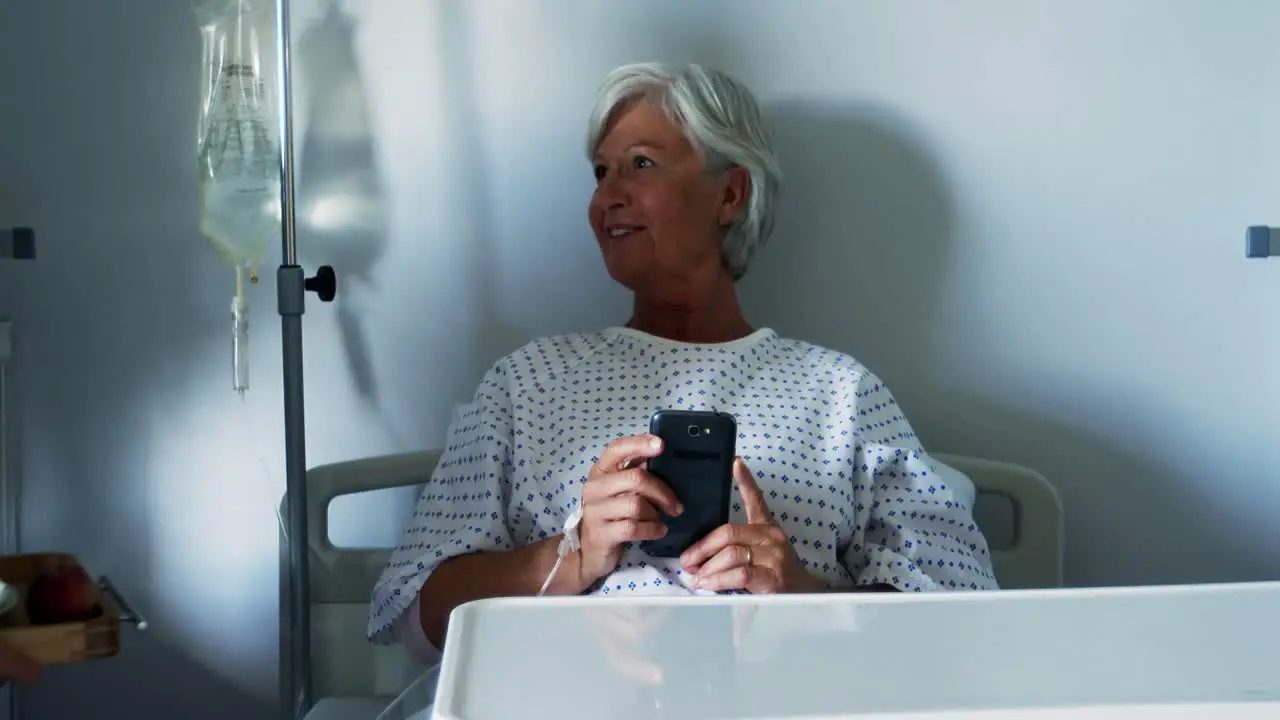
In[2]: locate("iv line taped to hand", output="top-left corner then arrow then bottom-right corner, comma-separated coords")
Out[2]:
537,506 -> 582,597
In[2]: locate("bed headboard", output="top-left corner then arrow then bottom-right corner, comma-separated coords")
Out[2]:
290,450 -> 1062,704
932,452 -> 1064,589
294,451 -> 443,705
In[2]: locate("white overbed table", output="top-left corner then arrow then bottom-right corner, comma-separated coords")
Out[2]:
377,582 -> 1280,719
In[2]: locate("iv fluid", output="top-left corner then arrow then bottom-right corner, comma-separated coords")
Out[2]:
198,105 -> 279,274
196,0 -> 278,395
197,0 -> 279,278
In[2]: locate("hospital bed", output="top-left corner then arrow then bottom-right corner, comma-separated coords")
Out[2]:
288,451 -> 1064,720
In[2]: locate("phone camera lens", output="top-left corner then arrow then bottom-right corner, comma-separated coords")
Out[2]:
687,425 -> 700,437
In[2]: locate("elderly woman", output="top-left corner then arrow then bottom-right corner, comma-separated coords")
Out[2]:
369,62 -> 998,659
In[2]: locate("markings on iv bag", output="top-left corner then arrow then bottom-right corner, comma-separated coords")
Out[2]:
200,61 -> 276,180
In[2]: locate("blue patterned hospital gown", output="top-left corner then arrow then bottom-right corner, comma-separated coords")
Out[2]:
368,327 -> 998,645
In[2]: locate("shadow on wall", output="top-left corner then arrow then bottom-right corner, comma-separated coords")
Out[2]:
742,101 -> 1263,588
745,100 -> 957,390
295,0 -> 388,404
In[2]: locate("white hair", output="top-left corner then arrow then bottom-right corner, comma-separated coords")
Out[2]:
586,62 -> 781,281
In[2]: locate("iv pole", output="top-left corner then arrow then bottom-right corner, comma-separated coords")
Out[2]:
273,0 -> 336,716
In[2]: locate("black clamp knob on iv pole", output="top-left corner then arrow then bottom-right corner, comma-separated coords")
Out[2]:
304,265 -> 337,302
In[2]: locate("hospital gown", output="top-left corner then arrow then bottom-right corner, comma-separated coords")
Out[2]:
368,327 -> 998,647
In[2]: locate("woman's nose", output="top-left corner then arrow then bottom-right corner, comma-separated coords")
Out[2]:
596,172 -> 630,208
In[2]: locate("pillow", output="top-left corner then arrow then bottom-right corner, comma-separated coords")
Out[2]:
930,457 -> 978,511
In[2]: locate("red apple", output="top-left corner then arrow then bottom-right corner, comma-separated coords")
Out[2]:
25,566 -> 98,625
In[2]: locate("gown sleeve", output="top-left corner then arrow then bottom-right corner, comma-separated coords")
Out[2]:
367,361 -> 517,645
840,372 -> 1000,591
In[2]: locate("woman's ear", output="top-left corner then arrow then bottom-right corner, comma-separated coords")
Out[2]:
716,166 -> 751,227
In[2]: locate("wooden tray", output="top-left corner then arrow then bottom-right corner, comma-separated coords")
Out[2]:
0,553 -> 123,665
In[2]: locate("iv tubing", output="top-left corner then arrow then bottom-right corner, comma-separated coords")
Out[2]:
232,265 -> 250,395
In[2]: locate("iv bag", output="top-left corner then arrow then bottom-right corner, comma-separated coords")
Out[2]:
196,0 -> 280,280
195,0 -> 280,394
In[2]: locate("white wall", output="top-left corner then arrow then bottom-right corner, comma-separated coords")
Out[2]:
1,0 -> 1277,717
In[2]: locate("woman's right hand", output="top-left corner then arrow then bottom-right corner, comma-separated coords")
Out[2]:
577,434 -> 683,588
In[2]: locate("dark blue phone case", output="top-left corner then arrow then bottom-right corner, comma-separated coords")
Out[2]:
639,409 -> 737,558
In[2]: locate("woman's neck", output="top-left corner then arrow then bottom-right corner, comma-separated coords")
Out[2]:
626,275 -> 753,344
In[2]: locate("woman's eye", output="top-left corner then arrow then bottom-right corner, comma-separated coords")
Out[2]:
593,164 -> 607,181
632,155 -> 654,170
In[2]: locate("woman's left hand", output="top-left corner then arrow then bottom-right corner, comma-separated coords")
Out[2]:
680,457 -> 826,594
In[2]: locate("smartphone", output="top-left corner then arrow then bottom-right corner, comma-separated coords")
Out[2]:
640,409 -> 737,558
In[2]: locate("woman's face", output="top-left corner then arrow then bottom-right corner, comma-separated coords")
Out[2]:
588,101 -> 747,293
